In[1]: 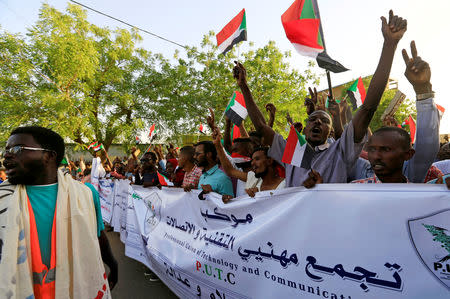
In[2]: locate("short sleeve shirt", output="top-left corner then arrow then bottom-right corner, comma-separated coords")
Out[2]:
197,164 -> 234,196
268,120 -> 366,186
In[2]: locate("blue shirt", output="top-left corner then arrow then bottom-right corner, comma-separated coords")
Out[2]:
26,182 -> 104,268
198,164 -> 234,196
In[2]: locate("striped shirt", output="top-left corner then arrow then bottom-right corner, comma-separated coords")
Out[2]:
182,165 -> 202,188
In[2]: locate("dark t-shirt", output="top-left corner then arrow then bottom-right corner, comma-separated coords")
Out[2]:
135,171 -> 160,186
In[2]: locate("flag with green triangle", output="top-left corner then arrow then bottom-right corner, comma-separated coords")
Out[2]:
282,125 -> 314,169
225,91 -> 247,126
216,9 -> 247,55
281,0 -> 347,73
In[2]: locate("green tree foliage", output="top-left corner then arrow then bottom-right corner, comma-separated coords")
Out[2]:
0,4 -> 319,149
339,76 -> 416,133
151,31 -> 320,140
0,4 -> 153,150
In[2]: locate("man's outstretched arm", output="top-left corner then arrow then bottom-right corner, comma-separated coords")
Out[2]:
402,41 -> 440,182
353,10 -> 407,142
233,62 -> 275,146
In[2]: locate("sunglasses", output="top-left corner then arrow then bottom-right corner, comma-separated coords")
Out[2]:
4,145 -> 55,156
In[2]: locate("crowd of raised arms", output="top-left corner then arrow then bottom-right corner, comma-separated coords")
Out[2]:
11,10 -> 445,199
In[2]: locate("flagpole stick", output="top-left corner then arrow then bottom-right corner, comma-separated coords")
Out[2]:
313,0 -> 334,99
326,70 -> 334,99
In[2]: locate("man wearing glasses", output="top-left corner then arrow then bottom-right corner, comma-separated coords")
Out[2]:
0,126 -> 117,298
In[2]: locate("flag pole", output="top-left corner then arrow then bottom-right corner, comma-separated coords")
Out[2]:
326,70 -> 333,99
313,0 -> 334,99
219,98 -> 232,125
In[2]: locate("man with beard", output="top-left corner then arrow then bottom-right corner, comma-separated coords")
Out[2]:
212,129 -> 285,200
194,141 -> 234,197
232,10 -> 407,186
0,126 -> 117,299
206,109 -> 253,197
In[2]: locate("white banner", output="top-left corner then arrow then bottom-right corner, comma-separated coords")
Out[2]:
98,179 -> 114,223
103,182 -> 450,298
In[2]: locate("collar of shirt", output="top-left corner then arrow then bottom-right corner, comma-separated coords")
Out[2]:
203,164 -> 219,176
315,142 -> 330,151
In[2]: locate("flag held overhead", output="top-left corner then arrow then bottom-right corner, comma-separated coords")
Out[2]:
148,124 -> 156,138
281,0 -> 348,73
225,91 -> 247,126
347,77 -> 366,110
216,9 -> 247,55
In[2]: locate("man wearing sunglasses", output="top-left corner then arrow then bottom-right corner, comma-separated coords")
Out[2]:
134,151 -> 163,188
0,126 -> 117,298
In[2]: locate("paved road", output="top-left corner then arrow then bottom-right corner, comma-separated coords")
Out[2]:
106,230 -> 178,299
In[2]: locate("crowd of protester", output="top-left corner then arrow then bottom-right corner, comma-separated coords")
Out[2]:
51,10 -> 449,197
1,9 -> 449,297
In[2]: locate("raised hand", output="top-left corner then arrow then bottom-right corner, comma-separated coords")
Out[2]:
380,10 -> 407,44
233,61 -> 247,87
304,87 -> 317,115
382,115 -> 399,127
326,98 -> 340,119
212,127 -> 222,146
207,107 -> 217,130
339,100 -> 350,124
265,103 -> 276,128
265,103 -> 276,116
402,41 -> 432,95
286,112 -> 294,126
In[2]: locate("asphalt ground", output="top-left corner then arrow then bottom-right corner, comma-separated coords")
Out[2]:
106,230 -> 178,299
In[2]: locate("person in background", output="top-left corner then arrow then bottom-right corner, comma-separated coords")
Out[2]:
134,152 -> 162,188
166,158 -> 185,187
212,128 -> 285,201
0,165 -> 6,183
193,141 -> 234,197
207,109 -> 253,197
430,143 -> 450,175
179,145 -> 203,191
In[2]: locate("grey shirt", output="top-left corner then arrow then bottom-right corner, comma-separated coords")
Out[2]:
349,97 -> 440,183
269,120 -> 367,186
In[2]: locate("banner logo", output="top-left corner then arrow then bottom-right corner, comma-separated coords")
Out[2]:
143,192 -> 162,234
408,209 -> 450,290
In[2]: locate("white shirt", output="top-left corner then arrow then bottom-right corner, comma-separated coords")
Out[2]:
245,171 -> 286,191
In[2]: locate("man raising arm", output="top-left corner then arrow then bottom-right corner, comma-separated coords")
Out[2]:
233,10 -> 407,185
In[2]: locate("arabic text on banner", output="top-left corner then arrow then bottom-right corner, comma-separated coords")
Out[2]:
101,181 -> 450,298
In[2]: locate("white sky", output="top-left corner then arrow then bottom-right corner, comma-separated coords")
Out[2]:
1,0 -> 449,133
